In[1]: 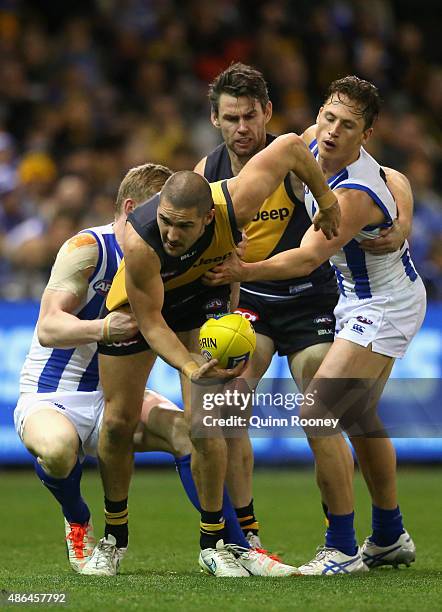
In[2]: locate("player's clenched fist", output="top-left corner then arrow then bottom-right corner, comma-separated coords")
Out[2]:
101,310 -> 139,343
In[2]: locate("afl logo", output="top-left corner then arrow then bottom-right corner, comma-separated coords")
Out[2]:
93,279 -> 112,295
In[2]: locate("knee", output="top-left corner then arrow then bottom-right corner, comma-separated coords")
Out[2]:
168,413 -> 192,458
37,435 -> 78,478
102,411 -> 138,445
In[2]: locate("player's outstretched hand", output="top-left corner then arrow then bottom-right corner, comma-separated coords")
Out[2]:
101,310 -> 139,343
190,358 -> 246,384
359,220 -> 405,255
203,252 -> 246,286
312,200 -> 341,239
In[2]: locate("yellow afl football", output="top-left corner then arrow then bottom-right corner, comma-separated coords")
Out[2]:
199,313 -> 256,369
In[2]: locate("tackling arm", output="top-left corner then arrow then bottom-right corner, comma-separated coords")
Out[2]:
37,233 -> 138,349
204,189 -> 378,285
385,167 -> 413,239
227,134 -> 340,238
360,168 -> 413,254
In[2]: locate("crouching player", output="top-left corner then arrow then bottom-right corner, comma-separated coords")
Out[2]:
14,164 -> 192,572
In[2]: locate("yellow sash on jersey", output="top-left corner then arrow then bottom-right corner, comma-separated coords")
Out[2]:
242,182 -> 295,263
106,181 -> 237,312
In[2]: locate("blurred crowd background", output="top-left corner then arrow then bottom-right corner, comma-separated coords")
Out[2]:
0,0 -> 441,300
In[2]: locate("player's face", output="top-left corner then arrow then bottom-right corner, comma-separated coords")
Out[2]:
212,94 -> 272,159
157,201 -> 214,257
316,94 -> 373,166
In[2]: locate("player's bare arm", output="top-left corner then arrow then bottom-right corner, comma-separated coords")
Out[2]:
38,233 -> 137,348
360,167 -> 413,255
205,189 -> 381,285
124,223 -> 243,382
226,133 -> 340,238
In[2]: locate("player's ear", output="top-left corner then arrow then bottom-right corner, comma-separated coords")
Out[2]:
211,111 -> 221,128
362,127 -> 373,145
123,198 -> 135,216
204,208 -> 215,225
264,101 -> 272,124
316,106 -> 323,123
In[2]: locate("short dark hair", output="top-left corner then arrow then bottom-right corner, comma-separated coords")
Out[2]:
115,163 -> 172,215
325,76 -> 381,129
160,171 -> 213,217
208,62 -> 270,116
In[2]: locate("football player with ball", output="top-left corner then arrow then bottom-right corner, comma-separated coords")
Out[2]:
85,134 -> 340,576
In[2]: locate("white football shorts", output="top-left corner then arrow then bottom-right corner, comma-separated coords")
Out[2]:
14,388 -> 181,459
334,277 -> 427,358
14,390 -> 105,458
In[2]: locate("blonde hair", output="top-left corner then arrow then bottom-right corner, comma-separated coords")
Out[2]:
115,163 -> 172,215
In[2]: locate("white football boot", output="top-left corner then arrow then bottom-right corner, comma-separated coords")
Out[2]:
81,535 -> 127,576
199,540 -> 249,577
64,518 -> 95,573
298,546 -> 368,576
361,531 -> 416,569
226,544 -> 300,577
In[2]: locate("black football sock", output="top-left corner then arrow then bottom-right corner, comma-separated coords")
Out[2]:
104,497 -> 128,548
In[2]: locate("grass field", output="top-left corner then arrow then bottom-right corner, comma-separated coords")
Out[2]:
1,466 -> 441,611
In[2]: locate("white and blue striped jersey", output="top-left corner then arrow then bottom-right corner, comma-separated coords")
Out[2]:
304,140 -> 419,299
20,223 -> 122,393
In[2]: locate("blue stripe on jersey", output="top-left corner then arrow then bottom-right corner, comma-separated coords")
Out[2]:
309,138 -> 317,151
37,348 -> 75,392
82,230 -> 104,283
77,352 -> 99,391
343,239 -> 372,298
401,248 -> 418,282
332,264 -> 346,296
74,232 -> 121,390
339,183 -> 394,227
77,292 -> 104,321
76,232 -> 120,321
329,169 -> 348,189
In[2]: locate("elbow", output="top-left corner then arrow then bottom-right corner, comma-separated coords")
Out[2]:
285,132 -> 305,152
37,321 -> 53,348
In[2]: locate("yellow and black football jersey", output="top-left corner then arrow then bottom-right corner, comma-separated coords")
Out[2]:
204,134 -> 336,298
106,181 -> 241,315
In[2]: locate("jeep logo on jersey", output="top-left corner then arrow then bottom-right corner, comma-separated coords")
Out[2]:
251,208 -> 289,222
192,252 -> 232,267
93,279 -> 112,295
356,316 -> 373,325
234,308 -> 259,322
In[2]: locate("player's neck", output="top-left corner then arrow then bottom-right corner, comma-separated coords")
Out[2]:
318,149 -> 360,179
227,146 -> 265,177
113,216 -> 126,251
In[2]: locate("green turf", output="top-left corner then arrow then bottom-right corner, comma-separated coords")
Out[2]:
1,467 -> 441,611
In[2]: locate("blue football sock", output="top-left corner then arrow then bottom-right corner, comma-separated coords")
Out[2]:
34,458 -> 90,524
371,505 -> 405,546
325,512 -> 357,557
175,454 -> 250,548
